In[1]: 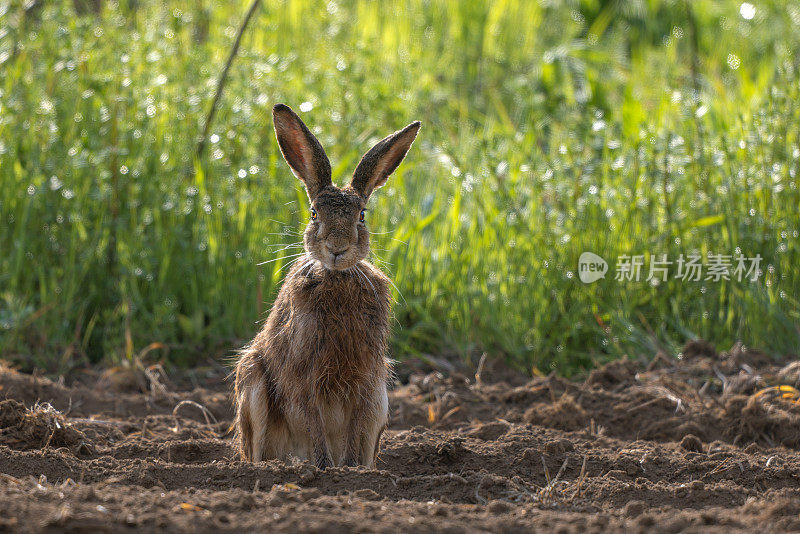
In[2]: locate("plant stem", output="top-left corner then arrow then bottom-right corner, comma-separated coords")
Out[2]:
196,0 -> 262,161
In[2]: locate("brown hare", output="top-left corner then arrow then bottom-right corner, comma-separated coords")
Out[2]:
234,104 -> 420,468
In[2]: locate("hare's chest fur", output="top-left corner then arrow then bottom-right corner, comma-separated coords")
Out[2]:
284,262 -> 391,396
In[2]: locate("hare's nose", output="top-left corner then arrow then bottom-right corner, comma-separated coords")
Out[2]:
328,245 -> 350,258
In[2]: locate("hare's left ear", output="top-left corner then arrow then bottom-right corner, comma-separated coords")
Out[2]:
351,121 -> 421,199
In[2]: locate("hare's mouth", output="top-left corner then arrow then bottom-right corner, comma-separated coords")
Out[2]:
318,247 -> 359,271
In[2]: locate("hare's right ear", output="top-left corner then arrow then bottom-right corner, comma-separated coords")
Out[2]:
272,104 -> 332,199
351,121 -> 421,200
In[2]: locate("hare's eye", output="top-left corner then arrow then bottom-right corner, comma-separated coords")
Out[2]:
359,209 -> 366,223
310,208 -> 317,220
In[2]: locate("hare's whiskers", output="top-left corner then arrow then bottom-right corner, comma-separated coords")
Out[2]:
278,254 -> 310,273
349,265 -> 364,286
355,264 -> 378,300
387,278 -> 406,305
263,231 -> 302,237
369,230 -> 409,246
354,267 -> 373,298
266,218 -> 296,227
266,241 -> 304,253
298,259 -> 316,278
372,258 -> 393,269
364,257 -> 405,304
256,252 -> 308,266
369,250 -> 394,267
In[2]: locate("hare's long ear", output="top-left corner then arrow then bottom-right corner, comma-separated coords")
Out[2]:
272,104 -> 332,199
351,121 -> 421,200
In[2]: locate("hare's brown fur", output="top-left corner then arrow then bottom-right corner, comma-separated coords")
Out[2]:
234,104 -> 419,468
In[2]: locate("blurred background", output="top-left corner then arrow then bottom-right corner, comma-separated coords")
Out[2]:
1,0 -> 799,376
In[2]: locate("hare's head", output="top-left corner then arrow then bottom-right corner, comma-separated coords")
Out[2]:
272,104 -> 420,271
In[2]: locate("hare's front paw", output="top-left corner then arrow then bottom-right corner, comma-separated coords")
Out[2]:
314,442 -> 333,469
315,454 -> 333,470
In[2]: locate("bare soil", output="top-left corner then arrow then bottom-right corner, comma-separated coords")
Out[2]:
2,341 -> 800,533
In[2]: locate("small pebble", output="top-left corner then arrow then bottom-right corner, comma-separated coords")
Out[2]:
743,443 -> 760,454
624,500 -> 646,518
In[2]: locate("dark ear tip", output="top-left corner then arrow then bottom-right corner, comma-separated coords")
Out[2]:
400,121 -> 421,138
272,103 -> 294,118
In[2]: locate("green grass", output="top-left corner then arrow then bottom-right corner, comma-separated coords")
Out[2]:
1,0 -> 799,375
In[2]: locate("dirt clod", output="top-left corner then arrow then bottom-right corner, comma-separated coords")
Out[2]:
624,500 -> 646,518
487,500 -> 510,514
680,434 -> 704,452
0,399 -> 95,457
